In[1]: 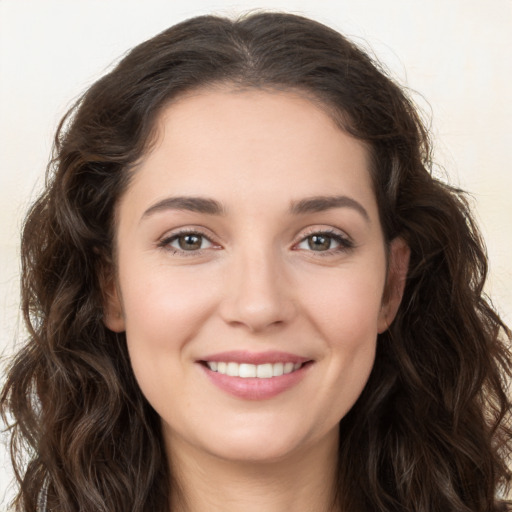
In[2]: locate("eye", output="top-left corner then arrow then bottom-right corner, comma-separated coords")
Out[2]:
160,231 -> 214,252
296,231 -> 353,253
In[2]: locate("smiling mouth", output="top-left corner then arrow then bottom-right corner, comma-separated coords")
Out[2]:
200,356 -> 312,399
204,361 -> 305,378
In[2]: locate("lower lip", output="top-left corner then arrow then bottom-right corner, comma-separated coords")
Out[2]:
199,363 -> 311,400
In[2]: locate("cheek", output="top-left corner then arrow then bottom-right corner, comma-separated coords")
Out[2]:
121,260 -> 217,328
299,264 -> 386,343
118,259 -> 222,377
296,266 -> 384,411
118,262 -> 225,426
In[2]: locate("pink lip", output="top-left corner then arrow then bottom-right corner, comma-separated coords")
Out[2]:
197,351 -> 312,401
200,350 -> 309,365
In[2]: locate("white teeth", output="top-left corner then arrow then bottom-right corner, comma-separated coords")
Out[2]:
226,362 -> 238,376
256,363 -> 273,378
239,363 -> 256,378
206,361 -> 304,378
273,362 -> 284,376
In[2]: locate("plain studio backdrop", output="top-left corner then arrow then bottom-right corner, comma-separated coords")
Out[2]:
0,0 -> 511,508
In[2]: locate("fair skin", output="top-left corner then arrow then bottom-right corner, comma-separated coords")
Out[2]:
104,88 -> 409,512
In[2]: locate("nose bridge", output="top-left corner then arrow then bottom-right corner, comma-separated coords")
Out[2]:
220,240 -> 294,332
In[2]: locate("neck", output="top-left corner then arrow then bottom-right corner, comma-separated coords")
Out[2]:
167,430 -> 340,512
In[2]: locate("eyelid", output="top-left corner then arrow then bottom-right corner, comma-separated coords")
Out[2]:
156,225 -> 354,256
295,225 -> 352,242
157,227 -> 222,254
292,226 -> 355,253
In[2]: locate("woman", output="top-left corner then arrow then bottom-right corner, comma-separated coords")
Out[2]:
1,11 -> 511,512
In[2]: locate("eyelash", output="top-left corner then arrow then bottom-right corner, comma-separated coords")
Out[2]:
296,228 -> 355,256
157,228 -> 218,256
157,228 -> 354,256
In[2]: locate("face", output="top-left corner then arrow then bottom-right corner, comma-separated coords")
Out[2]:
105,88 -> 408,465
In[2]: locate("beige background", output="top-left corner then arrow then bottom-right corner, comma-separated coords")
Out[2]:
1,0 -> 511,507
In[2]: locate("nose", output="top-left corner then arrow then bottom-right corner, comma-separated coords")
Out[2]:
218,248 -> 296,333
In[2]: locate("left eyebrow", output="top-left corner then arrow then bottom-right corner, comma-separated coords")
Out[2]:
289,195 -> 370,222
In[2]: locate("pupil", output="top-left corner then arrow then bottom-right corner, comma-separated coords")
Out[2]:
179,234 -> 201,250
309,235 -> 330,251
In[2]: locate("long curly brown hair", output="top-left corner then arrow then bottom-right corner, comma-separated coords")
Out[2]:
2,11 -> 511,512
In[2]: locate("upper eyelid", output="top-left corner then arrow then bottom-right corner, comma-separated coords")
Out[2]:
157,225 -> 353,248
158,230 -> 219,255
294,232 -> 354,251
159,226 -> 218,243
293,225 -> 352,243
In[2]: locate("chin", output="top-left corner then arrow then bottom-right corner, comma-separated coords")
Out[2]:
188,416 -> 337,466
205,435 -> 310,464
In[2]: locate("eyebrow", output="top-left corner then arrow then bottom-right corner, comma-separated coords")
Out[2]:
142,196 -> 225,218
141,194 -> 369,222
290,195 -> 370,222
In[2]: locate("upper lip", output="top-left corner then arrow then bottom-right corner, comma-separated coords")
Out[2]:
199,350 -> 310,365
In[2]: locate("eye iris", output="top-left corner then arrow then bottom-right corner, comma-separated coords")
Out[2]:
308,234 -> 331,251
178,234 -> 202,250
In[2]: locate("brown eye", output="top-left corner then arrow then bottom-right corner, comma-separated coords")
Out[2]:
307,234 -> 335,251
296,231 -> 353,254
177,234 -> 204,250
161,232 -> 214,252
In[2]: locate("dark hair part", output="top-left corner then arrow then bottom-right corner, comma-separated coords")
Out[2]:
2,11 -> 511,512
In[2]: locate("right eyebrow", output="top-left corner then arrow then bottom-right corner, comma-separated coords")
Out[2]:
141,196 -> 225,220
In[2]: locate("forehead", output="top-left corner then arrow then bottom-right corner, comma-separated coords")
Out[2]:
120,88 -> 377,220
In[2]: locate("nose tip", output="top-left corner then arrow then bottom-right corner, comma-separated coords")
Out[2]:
218,257 -> 295,333
229,295 -> 286,332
